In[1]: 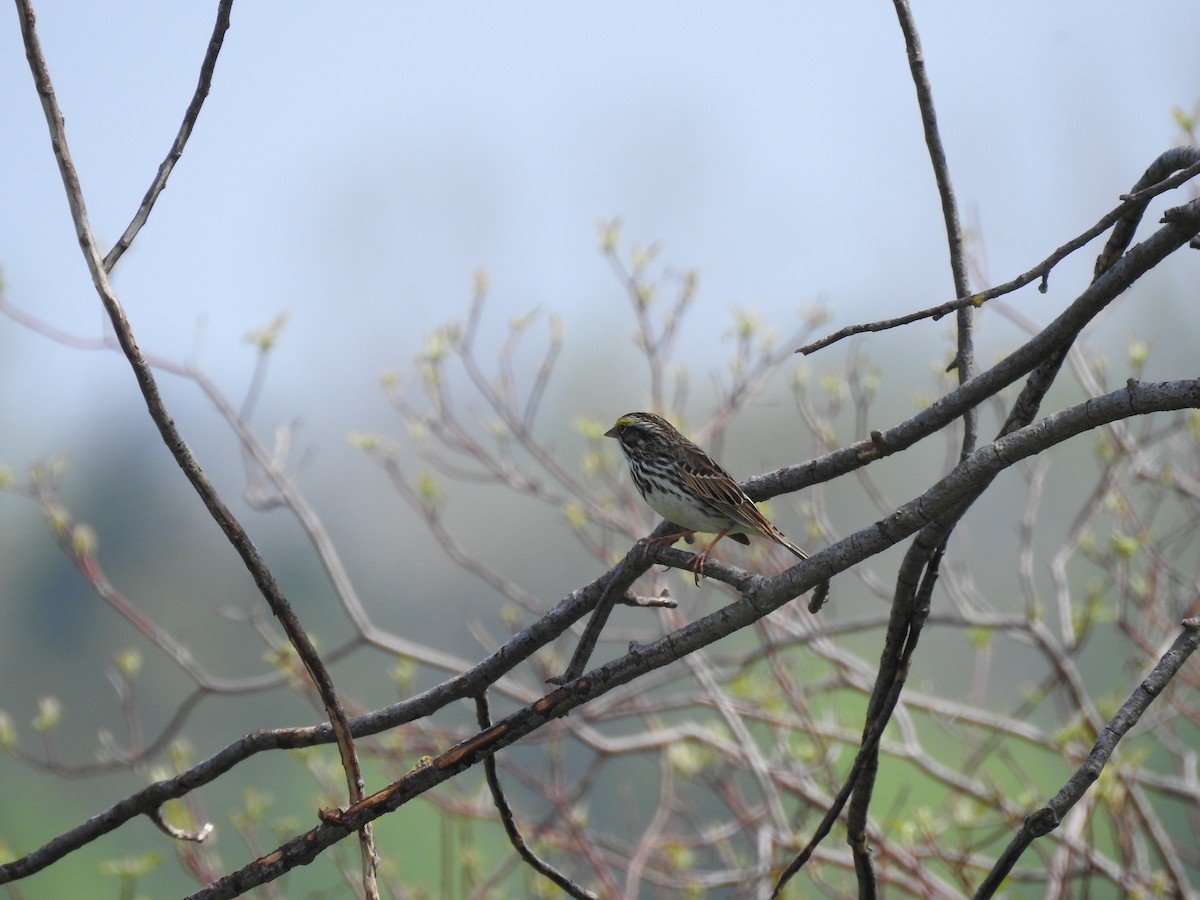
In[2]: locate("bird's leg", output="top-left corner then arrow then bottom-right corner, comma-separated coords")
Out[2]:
688,529 -> 732,585
640,529 -> 696,548
639,529 -> 734,585
638,530 -> 699,581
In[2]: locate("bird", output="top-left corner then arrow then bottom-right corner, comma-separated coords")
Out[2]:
605,411 -> 808,582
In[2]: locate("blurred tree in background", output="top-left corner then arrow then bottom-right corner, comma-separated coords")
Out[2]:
2,2 -> 1199,898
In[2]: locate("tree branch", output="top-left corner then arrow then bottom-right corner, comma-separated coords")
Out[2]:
797,149 -> 1200,357
8,377 -> 1189,893
101,0 -> 235,272
771,196 -> 1200,500
973,618 -> 1200,899
474,695 -> 598,899
12,0 -> 376,891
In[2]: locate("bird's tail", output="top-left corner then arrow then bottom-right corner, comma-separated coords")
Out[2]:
776,531 -> 808,560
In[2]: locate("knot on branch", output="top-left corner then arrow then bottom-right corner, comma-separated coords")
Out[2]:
1023,807 -> 1060,838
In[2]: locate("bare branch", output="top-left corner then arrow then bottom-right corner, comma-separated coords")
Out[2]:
12,0 -> 376,889
9,376 -> 1190,893
973,618 -> 1200,899
475,695 -> 599,899
773,196 -> 1200,500
101,0 -> 236,272
798,149 -> 1200,357
5,7 -> 1198,892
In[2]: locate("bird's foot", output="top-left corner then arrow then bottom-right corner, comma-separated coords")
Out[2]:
687,550 -> 712,586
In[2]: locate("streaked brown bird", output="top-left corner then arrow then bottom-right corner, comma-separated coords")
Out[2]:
605,411 -> 808,582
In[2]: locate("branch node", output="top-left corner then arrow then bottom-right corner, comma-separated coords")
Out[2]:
807,578 -> 831,614
318,807 -> 345,825
1024,806 -> 1060,838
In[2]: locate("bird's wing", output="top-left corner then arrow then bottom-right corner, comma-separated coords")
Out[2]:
675,436 -> 807,559
673,436 -> 747,509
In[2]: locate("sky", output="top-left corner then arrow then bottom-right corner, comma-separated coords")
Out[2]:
1,2 -> 1199,892
3,3 -> 1197,456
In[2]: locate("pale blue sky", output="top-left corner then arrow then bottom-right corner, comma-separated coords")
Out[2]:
3,3 -> 1197,458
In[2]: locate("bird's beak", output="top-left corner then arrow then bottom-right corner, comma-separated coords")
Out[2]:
604,426 -> 618,439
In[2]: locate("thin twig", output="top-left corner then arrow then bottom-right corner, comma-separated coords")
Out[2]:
775,195 -> 1200,506
0,296 -> 511,696
553,550 -> 644,684
173,380 -> 1200,896
474,695 -> 599,899
972,618 -> 1200,899
771,550 -> 941,897
12,1 -> 377,893
891,0 -> 974,382
998,153 -> 1200,441
797,152 -> 1200,357
102,0 -> 235,272
836,8 -> 976,893
2,366 -> 1197,887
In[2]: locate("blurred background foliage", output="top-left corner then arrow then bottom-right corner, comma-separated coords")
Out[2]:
1,2 -> 1199,896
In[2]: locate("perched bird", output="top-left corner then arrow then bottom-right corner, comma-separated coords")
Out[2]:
605,411 -> 808,582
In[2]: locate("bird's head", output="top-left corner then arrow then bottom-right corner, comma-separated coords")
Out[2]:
604,412 -> 679,449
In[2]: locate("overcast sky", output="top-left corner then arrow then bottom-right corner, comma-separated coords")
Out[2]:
3,3 -> 1198,456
